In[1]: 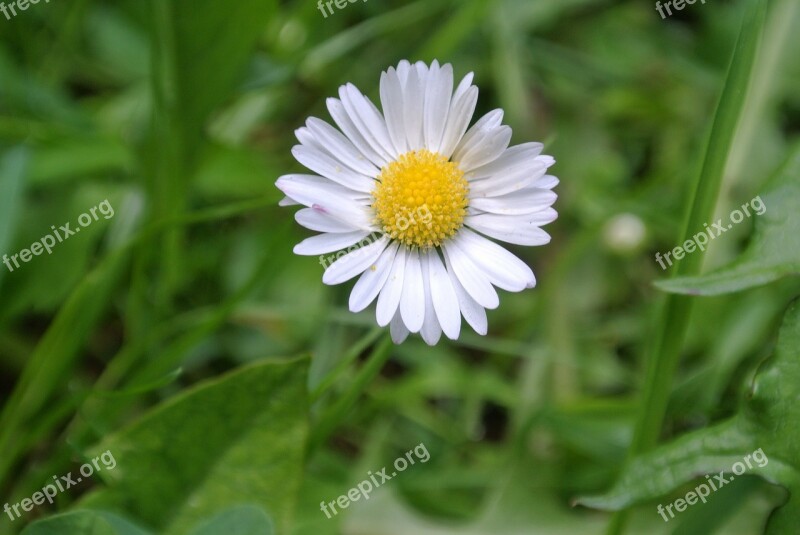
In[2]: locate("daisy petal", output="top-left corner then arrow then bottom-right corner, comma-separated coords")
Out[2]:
452,109 -> 504,160
396,59 -> 412,85
455,229 -> 535,291
390,309 -> 410,343
294,230 -> 372,256
440,86 -> 478,159
469,160 -> 548,197
276,174 -> 368,203
442,242 -> 499,309
423,61 -> 453,153
452,72 -> 475,102
328,98 -> 389,167
380,68 -> 408,155
279,196 -> 299,207
466,213 -> 554,246
535,174 -> 559,189
275,175 -> 374,230
292,145 -> 376,193
340,84 -> 396,160
295,126 -> 328,153
306,118 -> 381,177
399,248 -> 425,333
322,235 -> 390,285
445,260 -> 488,335
349,242 -> 399,312
403,66 -> 425,150
295,207 -> 359,233
376,246 -> 407,326
424,250 -> 461,340
470,187 -> 557,215
467,142 -> 545,180
419,269 -> 442,346
457,125 -> 513,171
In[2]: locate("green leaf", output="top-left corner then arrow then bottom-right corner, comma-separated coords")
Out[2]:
0,248 -> 129,485
188,505 -> 274,535
0,146 -> 28,291
21,510 -> 152,535
80,358 -> 310,535
656,144 -> 800,295
577,298 -> 800,534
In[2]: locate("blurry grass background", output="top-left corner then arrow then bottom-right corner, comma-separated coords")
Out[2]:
1,0 -> 799,533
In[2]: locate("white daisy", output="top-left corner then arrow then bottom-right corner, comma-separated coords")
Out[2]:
276,60 -> 558,345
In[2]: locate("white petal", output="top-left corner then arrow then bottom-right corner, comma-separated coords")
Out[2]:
322,235 -> 390,285
396,60 -> 412,85
328,98 -> 388,167
424,250 -> 460,340
275,175 -> 374,230
403,66 -> 425,150
294,230 -> 372,256
439,85 -> 478,159
535,174 -> 559,189
466,213 -> 554,246
276,174 -> 368,202
444,258 -> 488,335
467,142 -> 545,180
470,187 -> 557,215
306,118 -> 380,177
279,196 -> 299,207
390,309 -> 410,343
415,61 -> 430,82
376,247 -> 407,326
295,126 -> 328,153
295,207 -> 358,233
452,72 -> 475,102
399,248 -> 425,333
380,68 -> 408,155
292,145 -> 376,193
452,109 -> 504,160
454,229 -> 535,291
469,160 -> 548,197
442,242 -> 499,309
419,268 -> 442,346
349,241 -> 399,312
340,84 -> 395,160
457,126 -> 513,171
423,61 -> 453,153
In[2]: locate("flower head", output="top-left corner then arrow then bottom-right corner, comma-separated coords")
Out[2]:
277,60 -> 558,345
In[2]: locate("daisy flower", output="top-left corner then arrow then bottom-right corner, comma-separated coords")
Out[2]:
276,60 -> 557,345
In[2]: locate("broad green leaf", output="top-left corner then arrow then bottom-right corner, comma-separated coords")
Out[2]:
188,505 -> 274,535
577,299 -> 800,534
80,358 -> 310,535
656,144 -> 800,296
20,510 -> 152,535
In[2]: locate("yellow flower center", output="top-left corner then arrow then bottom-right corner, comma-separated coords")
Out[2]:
372,149 -> 469,249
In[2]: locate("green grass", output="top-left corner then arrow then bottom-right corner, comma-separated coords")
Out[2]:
1,0 -> 799,533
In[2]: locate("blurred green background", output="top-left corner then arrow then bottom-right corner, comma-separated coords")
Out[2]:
1,0 -> 799,533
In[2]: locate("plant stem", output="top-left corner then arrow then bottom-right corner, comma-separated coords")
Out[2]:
607,0 -> 768,532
